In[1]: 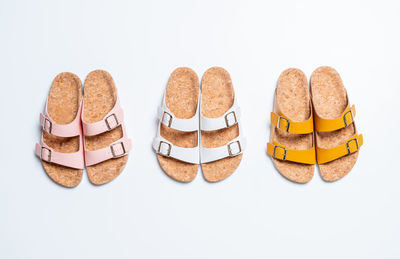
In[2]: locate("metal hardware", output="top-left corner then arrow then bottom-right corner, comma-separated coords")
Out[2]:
158,141 -> 171,157
277,116 -> 290,132
110,141 -> 126,157
105,114 -> 119,130
273,145 -> 287,160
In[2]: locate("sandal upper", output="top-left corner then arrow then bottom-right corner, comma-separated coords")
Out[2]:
267,99 -> 316,165
82,96 -> 131,166
35,100 -> 85,169
153,93 -> 200,164
199,97 -> 246,163
314,103 -> 363,164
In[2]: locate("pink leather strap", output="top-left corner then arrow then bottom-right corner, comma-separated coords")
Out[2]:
35,142 -> 84,169
84,137 -> 132,166
40,101 -> 82,137
36,99 -> 84,169
40,113 -> 81,137
82,99 -> 124,136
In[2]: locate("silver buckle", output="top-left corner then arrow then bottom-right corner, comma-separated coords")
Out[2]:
228,141 -> 242,157
105,114 -> 119,130
162,112 -> 173,127
40,147 -> 52,162
43,118 -> 52,134
158,141 -> 171,157
346,138 -> 359,154
110,142 -> 126,157
273,146 -> 287,160
277,116 -> 290,132
343,110 -> 353,127
225,111 -> 237,128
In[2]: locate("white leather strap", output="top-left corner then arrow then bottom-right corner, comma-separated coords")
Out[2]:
157,106 -> 198,132
152,136 -> 199,164
200,136 -> 246,163
200,104 -> 241,131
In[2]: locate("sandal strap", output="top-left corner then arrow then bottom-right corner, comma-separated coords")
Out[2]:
157,106 -> 198,132
200,136 -> 246,163
153,136 -> 199,164
82,98 -> 124,136
35,142 -> 84,169
316,133 -> 363,164
200,104 -> 241,131
85,137 -> 132,166
267,142 -> 316,164
314,105 -> 356,132
270,112 -> 313,134
40,100 -> 82,137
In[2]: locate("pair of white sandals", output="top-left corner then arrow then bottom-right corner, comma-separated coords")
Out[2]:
153,67 -> 246,182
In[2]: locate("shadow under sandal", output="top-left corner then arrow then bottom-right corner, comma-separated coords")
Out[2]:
35,72 -> 84,187
200,67 -> 246,182
82,70 -> 131,185
310,66 -> 363,181
153,67 -> 200,182
267,68 -> 315,183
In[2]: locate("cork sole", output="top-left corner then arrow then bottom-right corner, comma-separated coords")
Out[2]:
310,66 -> 358,182
83,70 -> 128,185
270,68 -> 314,183
157,67 -> 199,182
42,72 -> 83,188
201,67 -> 242,182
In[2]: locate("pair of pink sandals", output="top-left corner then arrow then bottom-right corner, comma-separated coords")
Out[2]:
35,71 -> 131,186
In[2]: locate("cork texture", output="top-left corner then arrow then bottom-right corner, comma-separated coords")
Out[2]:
201,67 -> 242,182
310,66 -> 358,181
83,70 -> 128,185
157,67 -> 199,182
270,68 -> 314,183
42,72 -> 83,188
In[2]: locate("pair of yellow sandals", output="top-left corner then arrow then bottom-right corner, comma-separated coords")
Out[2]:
267,67 -> 363,183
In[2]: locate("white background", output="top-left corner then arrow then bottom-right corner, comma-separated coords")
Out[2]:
0,0 -> 399,258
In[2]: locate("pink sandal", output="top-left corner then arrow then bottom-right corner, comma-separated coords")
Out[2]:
35,72 -> 84,187
82,70 -> 131,185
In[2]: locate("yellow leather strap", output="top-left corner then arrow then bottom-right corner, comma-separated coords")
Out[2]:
270,112 -> 314,134
267,142 -> 316,165
314,105 -> 356,132
316,133 -> 363,164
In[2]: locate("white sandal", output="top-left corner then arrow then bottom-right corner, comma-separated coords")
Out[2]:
200,67 -> 246,182
152,68 -> 200,182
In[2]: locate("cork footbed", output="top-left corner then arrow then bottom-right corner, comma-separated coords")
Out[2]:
157,67 -> 199,182
310,66 -> 358,182
270,68 -> 314,183
83,70 -> 128,185
42,72 -> 83,188
201,67 -> 242,182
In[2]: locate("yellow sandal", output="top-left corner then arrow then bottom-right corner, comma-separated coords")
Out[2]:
310,66 -> 363,181
267,68 -> 316,183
